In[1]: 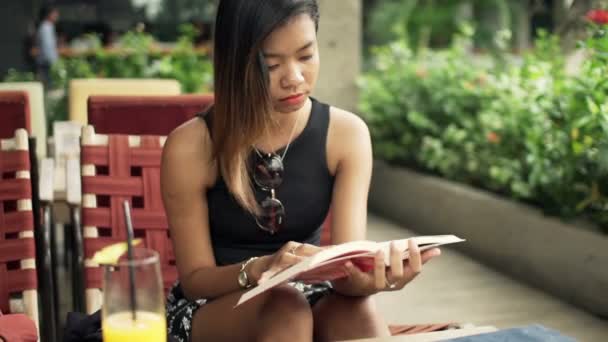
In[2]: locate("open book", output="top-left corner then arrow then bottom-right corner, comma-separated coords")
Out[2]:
236,234 -> 464,307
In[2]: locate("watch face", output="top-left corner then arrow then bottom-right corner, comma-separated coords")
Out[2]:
238,271 -> 248,288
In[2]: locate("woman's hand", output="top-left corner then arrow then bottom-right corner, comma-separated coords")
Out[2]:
248,241 -> 325,285
331,239 -> 441,297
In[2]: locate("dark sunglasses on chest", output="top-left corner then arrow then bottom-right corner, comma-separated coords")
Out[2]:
252,151 -> 286,234
250,105 -> 305,234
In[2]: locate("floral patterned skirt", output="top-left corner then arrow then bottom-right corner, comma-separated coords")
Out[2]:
166,281 -> 333,342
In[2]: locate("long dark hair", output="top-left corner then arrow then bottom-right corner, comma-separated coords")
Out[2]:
210,0 -> 320,214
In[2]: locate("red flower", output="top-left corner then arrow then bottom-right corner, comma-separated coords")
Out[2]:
586,9 -> 608,25
487,132 -> 500,144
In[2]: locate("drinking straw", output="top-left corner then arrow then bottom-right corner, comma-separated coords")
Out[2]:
122,200 -> 138,321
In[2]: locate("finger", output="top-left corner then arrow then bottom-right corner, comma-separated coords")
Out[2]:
280,241 -> 300,255
261,252 -> 303,282
295,243 -> 324,257
407,239 -> 422,276
276,251 -> 303,270
421,248 -> 441,264
343,260 -> 367,285
343,260 -> 359,278
374,250 -> 386,290
388,241 -> 403,283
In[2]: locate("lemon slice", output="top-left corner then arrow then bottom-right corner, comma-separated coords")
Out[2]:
92,239 -> 142,265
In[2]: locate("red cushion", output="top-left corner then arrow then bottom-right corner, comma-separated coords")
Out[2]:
0,313 -> 38,342
0,91 -> 31,139
87,94 -> 213,135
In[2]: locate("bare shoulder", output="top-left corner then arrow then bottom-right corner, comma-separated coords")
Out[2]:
328,106 -> 370,138
162,117 -> 216,187
326,106 -> 372,174
164,118 -> 209,163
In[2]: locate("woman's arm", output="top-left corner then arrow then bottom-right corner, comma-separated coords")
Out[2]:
326,108 -> 441,297
162,119 -> 258,300
326,107 -> 373,244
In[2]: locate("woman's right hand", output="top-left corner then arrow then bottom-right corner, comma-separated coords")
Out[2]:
249,241 -> 326,285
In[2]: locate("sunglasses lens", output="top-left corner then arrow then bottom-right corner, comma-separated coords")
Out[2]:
253,154 -> 283,190
256,197 -> 285,234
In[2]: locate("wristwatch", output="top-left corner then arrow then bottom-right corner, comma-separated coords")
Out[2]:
238,257 -> 259,289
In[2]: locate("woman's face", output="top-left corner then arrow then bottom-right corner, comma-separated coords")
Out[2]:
262,13 -> 320,114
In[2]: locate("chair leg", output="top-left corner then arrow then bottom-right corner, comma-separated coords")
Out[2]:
48,207 -> 61,331
35,203 -> 59,342
71,206 -> 86,313
43,204 -> 60,341
63,222 -> 73,269
30,137 -> 58,342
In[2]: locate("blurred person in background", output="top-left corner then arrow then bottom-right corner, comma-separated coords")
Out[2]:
35,4 -> 60,88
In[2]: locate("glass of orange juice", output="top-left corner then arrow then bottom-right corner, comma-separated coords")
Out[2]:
102,248 -> 166,342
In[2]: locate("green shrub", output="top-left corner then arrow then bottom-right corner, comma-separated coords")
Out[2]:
50,24 -> 213,94
3,69 -> 36,82
360,28 -> 608,233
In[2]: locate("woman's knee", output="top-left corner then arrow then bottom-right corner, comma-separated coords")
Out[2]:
313,295 -> 387,341
348,296 -> 380,319
318,295 -> 379,320
260,285 -> 312,320
256,285 -> 313,340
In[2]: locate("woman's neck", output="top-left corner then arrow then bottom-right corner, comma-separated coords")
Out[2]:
269,98 -> 311,131
256,98 -> 311,153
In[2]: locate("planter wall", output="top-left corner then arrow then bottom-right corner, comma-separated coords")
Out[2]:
368,160 -> 608,318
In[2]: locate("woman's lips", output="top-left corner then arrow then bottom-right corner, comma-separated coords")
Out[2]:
280,93 -> 304,105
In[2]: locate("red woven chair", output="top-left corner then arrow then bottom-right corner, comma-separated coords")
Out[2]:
0,91 -> 31,139
0,129 -> 56,341
72,126 -> 175,314
87,94 -> 214,135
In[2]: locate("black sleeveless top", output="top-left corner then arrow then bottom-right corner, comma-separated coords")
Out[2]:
201,98 -> 334,266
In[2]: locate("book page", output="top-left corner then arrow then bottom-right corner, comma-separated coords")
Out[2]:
377,235 -> 465,265
297,235 -> 465,282
235,234 -> 464,307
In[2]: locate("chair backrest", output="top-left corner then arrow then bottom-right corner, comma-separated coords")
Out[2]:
79,126 -> 175,313
87,94 -> 214,135
0,129 -> 38,326
69,78 -> 182,125
50,121 -> 83,200
0,83 -> 46,158
0,91 -> 31,139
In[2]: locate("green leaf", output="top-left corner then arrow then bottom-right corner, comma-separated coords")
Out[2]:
587,97 -> 600,115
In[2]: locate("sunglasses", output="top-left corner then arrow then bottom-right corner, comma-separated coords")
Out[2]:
252,152 -> 285,234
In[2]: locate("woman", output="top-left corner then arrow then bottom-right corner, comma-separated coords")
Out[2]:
161,1 -> 441,341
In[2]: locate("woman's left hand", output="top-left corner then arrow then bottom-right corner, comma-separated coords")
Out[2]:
331,239 -> 441,297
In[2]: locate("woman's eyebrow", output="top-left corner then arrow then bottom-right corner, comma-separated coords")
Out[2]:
263,41 -> 314,58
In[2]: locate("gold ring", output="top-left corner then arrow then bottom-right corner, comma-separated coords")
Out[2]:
289,245 -> 300,256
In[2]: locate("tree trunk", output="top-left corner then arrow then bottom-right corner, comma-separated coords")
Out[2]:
555,0 -> 594,50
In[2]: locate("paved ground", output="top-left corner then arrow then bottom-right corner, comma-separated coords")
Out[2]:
367,215 -> 608,342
